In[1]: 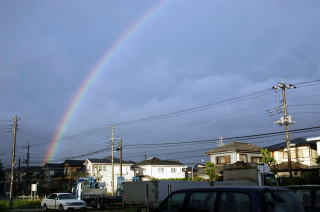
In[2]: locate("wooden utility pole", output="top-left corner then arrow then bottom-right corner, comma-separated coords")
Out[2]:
10,115 -> 18,209
272,81 -> 296,177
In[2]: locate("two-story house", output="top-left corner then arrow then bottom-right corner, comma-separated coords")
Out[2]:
266,137 -> 318,166
84,157 -> 135,193
206,142 -> 262,166
133,157 -> 187,181
42,163 -> 64,194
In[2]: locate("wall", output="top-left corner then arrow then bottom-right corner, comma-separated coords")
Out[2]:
136,165 -> 186,180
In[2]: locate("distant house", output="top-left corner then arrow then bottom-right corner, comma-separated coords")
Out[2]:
84,157 -> 135,193
51,160 -> 85,192
133,157 -> 187,181
42,163 -> 64,194
266,137 -> 318,166
62,160 -> 85,180
206,142 -> 262,166
306,136 -> 320,156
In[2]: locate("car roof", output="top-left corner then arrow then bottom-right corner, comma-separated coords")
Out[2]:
284,185 -> 320,189
171,186 -> 289,193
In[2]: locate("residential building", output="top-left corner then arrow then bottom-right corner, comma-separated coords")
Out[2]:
42,163 -> 64,194
133,157 -> 187,181
206,142 -> 262,166
306,136 -> 320,156
266,137 -> 318,166
84,157 -> 135,193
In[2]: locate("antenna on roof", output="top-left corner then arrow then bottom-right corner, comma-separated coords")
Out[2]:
217,137 -> 224,147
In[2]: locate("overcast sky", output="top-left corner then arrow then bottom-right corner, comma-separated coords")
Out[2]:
1,0 -> 320,167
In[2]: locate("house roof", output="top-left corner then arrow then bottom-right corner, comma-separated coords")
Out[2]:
266,137 -> 315,151
206,142 -> 261,154
87,156 -> 134,165
136,157 -> 183,166
63,160 -> 85,167
43,163 -> 63,169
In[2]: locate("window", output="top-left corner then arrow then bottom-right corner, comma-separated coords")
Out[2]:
159,192 -> 186,212
158,168 -> 165,173
188,192 -> 217,212
49,170 -> 54,176
103,166 -> 106,171
293,189 -> 312,208
239,154 -> 248,162
219,192 -> 250,212
171,168 -> 176,173
216,155 -> 231,164
297,149 -> 309,158
315,189 -> 320,207
251,157 -> 262,163
265,191 -> 303,212
47,194 -> 57,199
283,151 -> 297,159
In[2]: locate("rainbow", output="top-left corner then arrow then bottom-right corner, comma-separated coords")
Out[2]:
44,0 -> 168,164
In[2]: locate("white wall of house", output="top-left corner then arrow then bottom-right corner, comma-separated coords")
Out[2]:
84,160 -> 135,193
136,165 -> 186,180
317,141 -> 320,156
271,146 -> 318,166
210,152 -> 262,165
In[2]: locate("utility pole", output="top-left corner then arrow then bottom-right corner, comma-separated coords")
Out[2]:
119,139 -> 123,177
23,143 -> 30,169
10,115 -> 18,209
108,126 -> 115,196
272,81 -> 296,177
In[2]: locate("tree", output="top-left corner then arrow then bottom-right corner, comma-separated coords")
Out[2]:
93,167 -> 103,182
205,162 -> 219,183
260,149 -> 276,165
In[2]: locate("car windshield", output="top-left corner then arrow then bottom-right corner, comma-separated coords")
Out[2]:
59,194 -> 76,199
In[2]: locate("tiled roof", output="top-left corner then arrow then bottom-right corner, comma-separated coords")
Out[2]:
271,161 -> 310,171
266,137 -> 312,151
136,157 -> 183,166
206,142 -> 261,154
43,163 -> 63,168
63,160 -> 85,167
88,156 -> 134,164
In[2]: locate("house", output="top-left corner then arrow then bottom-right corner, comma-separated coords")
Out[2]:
206,142 -> 262,166
84,157 -> 135,193
306,136 -> 320,156
266,137 -> 318,166
62,160 -> 85,180
51,160 -> 85,192
42,163 -> 64,194
133,157 -> 187,181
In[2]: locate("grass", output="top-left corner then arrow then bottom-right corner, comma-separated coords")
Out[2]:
0,199 -> 41,211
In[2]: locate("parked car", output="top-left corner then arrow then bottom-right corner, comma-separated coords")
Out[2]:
41,193 -> 87,211
156,186 -> 305,212
285,185 -> 320,212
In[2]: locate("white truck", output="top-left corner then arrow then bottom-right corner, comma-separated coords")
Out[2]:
214,162 -> 278,186
122,180 -> 211,209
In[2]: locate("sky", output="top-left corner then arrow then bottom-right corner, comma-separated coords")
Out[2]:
1,0 -> 320,167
